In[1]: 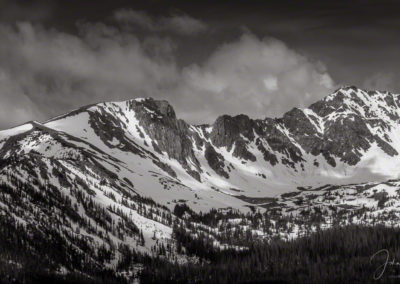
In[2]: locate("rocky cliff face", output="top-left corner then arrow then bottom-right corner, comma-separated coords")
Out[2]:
82,87 -> 400,186
210,114 -> 257,162
3,86 -> 400,281
2,86 -> 400,213
127,98 -> 202,180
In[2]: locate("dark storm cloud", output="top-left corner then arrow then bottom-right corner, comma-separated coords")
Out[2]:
0,0 -> 53,23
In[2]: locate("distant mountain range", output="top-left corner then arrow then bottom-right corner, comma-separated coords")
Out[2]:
2,86 -> 400,282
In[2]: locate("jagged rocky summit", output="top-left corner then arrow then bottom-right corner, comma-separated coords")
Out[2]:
1,86 -> 400,213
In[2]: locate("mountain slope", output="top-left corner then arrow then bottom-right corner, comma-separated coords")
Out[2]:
40,87 -> 400,203
2,86 -> 400,280
3,86 -> 400,212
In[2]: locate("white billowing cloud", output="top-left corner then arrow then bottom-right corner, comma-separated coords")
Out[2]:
319,73 -> 334,89
174,34 -> 334,122
113,9 -> 207,35
0,21 -> 334,129
263,76 -> 278,91
0,22 -> 180,128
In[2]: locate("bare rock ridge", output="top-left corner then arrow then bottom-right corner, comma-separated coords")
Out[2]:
210,114 -> 257,161
5,86 -> 400,281
2,86 -> 400,217
79,86 -> 400,181
127,98 -> 202,181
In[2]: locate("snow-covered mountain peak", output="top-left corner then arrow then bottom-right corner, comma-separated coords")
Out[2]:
310,86 -> 400,120
3,86 -> 400,215
5,87 -> 400,281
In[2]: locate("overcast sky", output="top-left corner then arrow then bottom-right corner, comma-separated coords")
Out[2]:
1,0 -> 400,129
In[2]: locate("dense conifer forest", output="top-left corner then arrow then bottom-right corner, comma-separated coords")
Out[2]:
140,225 -> 400,283
2,211 -> 400,284
1,176 -> 400,283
